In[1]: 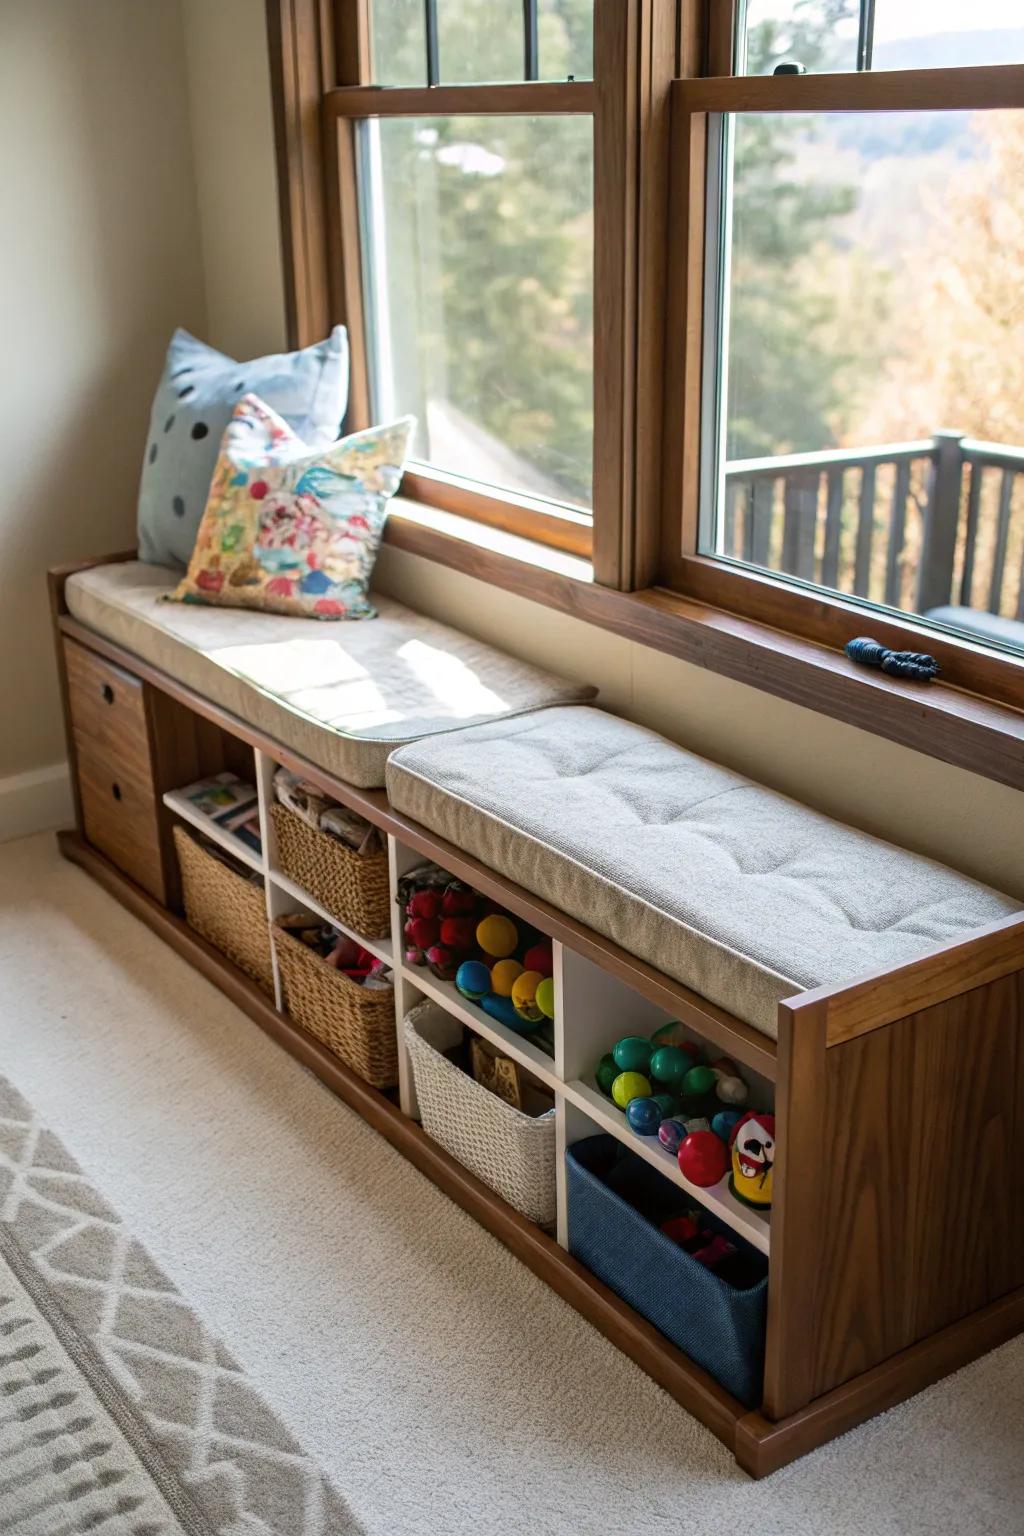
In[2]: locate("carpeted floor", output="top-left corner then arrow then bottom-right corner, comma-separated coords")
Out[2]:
1,832 -> 1022,1536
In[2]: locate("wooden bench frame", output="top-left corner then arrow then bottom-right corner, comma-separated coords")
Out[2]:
48,555 -> 1024,1476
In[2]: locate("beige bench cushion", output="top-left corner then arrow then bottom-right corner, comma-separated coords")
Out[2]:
65,562 -> 595,789
386,706 -> 1021,1038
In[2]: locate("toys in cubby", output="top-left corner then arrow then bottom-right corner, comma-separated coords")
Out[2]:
593,1022 -> 773,1206
398,862 -> 556,1041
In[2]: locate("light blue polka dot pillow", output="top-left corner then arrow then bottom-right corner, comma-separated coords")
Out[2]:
136,326 -> 349,569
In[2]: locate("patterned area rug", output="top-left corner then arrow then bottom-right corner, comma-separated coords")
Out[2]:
0,1076 -> 358,1535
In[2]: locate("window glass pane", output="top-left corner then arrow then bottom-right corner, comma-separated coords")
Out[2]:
740,1 -> 1024,74
539,0 -> 594,80
704,107 -> 1024,655
361,115 -> 594,510
740,2 -> 860,75
437,0 -> 524,83
369,0 -> 427,86
873,1 -> 1024,71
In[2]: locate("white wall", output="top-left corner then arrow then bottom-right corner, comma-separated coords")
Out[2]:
0,0 -> 206,829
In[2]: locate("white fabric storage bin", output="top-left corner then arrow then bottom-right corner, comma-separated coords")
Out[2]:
404,1002 -> 556,1228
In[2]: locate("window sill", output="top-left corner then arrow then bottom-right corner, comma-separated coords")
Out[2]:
383,500 -> 1024,792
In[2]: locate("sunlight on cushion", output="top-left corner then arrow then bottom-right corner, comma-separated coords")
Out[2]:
212,638 -> 371,690
396,639 -> 507,717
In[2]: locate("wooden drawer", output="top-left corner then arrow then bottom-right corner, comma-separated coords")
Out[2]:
74,731 -> 166,901
64,637 -> 151,774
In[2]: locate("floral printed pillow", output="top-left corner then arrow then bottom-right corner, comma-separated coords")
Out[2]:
169,394 -> 414,620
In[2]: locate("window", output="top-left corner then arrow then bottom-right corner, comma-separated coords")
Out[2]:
673,0 -> 1024,676
269,0 -> 1024,730
324,1 -> 595,556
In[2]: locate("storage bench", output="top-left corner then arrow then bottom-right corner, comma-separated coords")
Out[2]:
49,554 -> 1024,1477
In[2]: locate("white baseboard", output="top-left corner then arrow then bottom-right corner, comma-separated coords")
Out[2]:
0,762 -> 74,845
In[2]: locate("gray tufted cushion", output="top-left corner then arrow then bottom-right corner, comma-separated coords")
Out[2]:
386,706 -> 1021,1038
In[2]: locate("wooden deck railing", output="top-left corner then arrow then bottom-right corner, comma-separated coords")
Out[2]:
723,431 -> 1024,620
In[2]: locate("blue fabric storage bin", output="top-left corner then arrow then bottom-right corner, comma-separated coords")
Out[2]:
566,1135 -> 768,1407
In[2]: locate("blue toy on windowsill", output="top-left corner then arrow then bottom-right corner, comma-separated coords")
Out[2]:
844,636 -> 939,682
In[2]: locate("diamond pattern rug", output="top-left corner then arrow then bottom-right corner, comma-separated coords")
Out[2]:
0,1076 -> 358,1534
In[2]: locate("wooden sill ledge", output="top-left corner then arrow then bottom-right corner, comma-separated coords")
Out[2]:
383,504 -> 1024,793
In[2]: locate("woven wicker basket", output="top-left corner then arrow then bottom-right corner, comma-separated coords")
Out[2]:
270,803 -> 390,938
405,1002 -> 557,1227
274,920 -> 397,1088
173,825 -> 274,995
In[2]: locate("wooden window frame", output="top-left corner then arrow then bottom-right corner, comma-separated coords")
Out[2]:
662,59 -> 1024,713
267,2 -> 1024,775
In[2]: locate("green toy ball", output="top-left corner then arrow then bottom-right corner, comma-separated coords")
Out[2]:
613,1036 -> 653,1074
649,1045 -> 691,1087
595,1054 -> 619,1098
611,1071 -> 652,1110
651,1092 -> 679,1118
535,976 -> 556,1020
682,1064 -> 716,1098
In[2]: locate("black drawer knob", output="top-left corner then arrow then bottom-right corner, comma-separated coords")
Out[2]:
111,782 -> 122,802
101,683 -> 114,704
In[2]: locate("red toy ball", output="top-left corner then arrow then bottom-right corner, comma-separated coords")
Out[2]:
407,889 -> 441,921
678,1130 -> 729,1187
440,915 -> 476,951
523,943 -> 554,978
441,884 -> 477,917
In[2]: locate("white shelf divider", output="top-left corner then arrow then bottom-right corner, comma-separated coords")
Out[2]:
162,787 -> 263,874
400,963 -> 561,1093
562,1077 -> 771,1255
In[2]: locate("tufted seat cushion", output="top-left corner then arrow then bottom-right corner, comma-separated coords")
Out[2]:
65,562 -> 595,789
386,706 -> 1021,1038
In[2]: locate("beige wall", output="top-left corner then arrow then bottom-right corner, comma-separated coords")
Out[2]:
1,0 -> 205,784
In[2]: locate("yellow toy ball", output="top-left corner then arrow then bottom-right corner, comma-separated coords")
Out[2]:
511,969 -> 544,1023
491,958 -> 524,997
476,913 -> 518,959
535,976 -> 556,1020
611,1071 -> 652,1110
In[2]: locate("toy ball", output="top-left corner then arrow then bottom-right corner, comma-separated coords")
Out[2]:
611,1071 -> 651,1110
481,992 -> 537,1033
441,915 -> 476,951
407,888 -> 441,921
681,1064 -> 717,1099
651,1093 -> 679,1118
678,1129 -> 730,1187
441,883 -> 477,917
712,1108 -> 744,1143
658,1117 -> 687,1155
716,1074 -> 748,1106
710,1055 -> 740,1077
476,913 -> 518,958
595,1053 -> 619,1098
455,960 -> 492,1001
649,1045 -> 691,1087
523,942 -> 554,978
612,1036 -> 653,1074
535,976 -> 556,1020
661,1213 -> 700,1247
511,970 -> 544,1023
490,958 -> 524,997
426,944 -> 457,980
626,1097 -> 663,1136
651,1023 -> 701,1057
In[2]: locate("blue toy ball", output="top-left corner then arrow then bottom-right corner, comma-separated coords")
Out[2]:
711,1108 -> 744,1143
481,991 -> 541,1035
455,960 -> 492,1002
658,1117 -> 687,1154
626,1097 -> 663,1136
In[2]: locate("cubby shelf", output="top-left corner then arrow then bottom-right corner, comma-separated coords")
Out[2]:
400,963 -> 561,1093
268,868 -> 393,966
162,788 -> 263,874
563,1077 -> 771,1255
